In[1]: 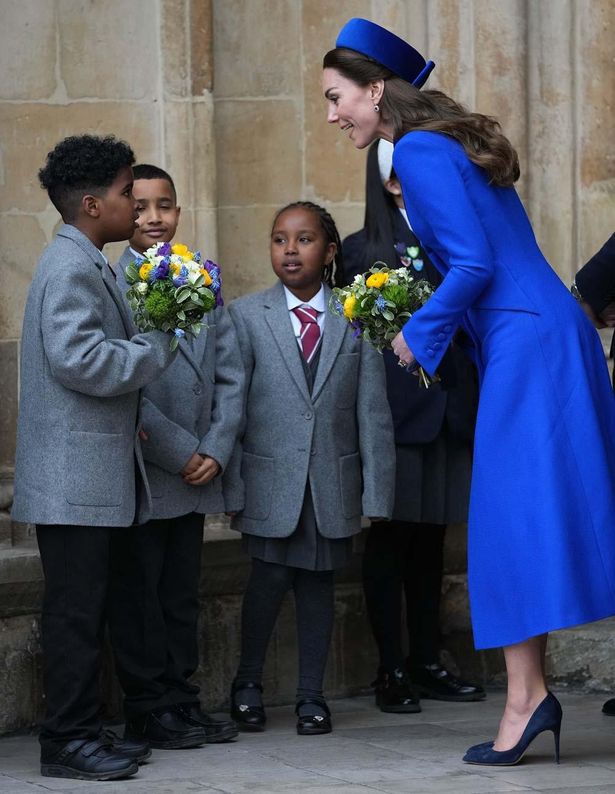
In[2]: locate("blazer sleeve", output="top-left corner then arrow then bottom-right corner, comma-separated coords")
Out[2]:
197,307 -> 246,470
393,132 -> 495,375
41,264 -> 175,396
220,302 -> 253,513
356,342 -> 395,519
575,233 -> 615,315
139,396 -> 200,474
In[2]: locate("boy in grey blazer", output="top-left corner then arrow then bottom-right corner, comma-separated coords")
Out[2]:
225,202 -> 394,735
109,165 -> 243,750
12,136 -> 176,781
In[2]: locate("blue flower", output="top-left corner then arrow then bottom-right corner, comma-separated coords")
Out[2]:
375,295 -> 387,312
152,260 -> 170,280
193,250 -> 202,263
333,298 -> 344,316
174,328 -> 186,338
350,319 -> 363,338
134,255 -> 145,267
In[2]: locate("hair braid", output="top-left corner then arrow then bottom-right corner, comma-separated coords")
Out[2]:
272,201 -> 346,287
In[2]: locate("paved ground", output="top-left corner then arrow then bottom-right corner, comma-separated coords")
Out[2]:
1,691 -> 614,793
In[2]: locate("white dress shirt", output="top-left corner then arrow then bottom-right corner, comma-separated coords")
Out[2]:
283,284 -> 326,351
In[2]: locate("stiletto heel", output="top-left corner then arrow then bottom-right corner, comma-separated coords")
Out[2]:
463,691 -> 563,766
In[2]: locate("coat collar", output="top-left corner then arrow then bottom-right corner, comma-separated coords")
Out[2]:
262,281 -> 347,404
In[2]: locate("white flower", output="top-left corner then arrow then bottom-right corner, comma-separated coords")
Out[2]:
136,282 -> 149,295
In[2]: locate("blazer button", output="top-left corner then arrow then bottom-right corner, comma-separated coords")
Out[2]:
304,411 -> 313,420
193,383 -> 202,395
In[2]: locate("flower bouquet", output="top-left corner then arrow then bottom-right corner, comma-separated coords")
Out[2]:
329,264 -> 437,387
125,242 -> 223,350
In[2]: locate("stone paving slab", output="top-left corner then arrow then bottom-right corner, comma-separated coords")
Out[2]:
0,692 -> 614,793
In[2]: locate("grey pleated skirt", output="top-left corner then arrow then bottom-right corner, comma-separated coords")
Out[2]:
243,485 -> 353,572
392,425 -> 472,524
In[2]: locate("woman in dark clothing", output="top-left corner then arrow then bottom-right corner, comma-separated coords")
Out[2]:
342,139 -> 484,712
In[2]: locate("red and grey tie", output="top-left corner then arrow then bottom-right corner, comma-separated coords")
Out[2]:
292,306 -> 321,364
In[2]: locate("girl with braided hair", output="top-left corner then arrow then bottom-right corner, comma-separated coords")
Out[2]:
223,201 -> 394,735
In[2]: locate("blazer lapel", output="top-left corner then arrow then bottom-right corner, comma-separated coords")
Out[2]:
179,323 -> 209,381
310,285 -> 347,402
100,259 -> 136,338
263,283 -> 312,405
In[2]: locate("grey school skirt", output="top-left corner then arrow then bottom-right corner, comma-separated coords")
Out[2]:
243,485 -> 353,572
392,425 -> 472,525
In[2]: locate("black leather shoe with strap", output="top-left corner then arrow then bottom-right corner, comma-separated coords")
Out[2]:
373,668 -> 421,713
124,706 -> 206,749
176,702 -> 239,742
602,698 -> 615,716
408,662 -> 486,702
295,698 -> 332,735
40,736 -> 139,781
230,680 -> 266,731
101,728 -> 151,763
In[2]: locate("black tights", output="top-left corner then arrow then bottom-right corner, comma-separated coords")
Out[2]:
363,520 -> 445,672
235,558 -> 335,701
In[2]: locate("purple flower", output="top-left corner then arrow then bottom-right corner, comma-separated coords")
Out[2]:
350,319 -> 363,339
158,242 -> 172,256
203,259 -> 220,277
152,259 -> 170,280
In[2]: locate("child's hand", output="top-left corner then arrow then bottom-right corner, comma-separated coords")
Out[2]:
181,452 -> 202,476
183,455 -> 221,486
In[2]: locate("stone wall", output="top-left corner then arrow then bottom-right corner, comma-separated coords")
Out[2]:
1,0 -> 614,735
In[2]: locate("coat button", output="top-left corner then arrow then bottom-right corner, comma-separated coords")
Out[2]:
305,411 -> 313,420
437,332 -> 446,341
311,448 -> 317,456
433,342 -> 442,350
193,383 -> 202,395
444,324 -> 452,333
426,348 -> 435,357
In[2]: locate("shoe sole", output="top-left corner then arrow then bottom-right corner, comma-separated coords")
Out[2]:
125,734 -> 205,750
297,727 -> 332,736
378,703 -> 422,713
41,762 -> 138,781
236,722 -> 266,732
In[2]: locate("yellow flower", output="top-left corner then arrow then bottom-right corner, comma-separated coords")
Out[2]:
343,295 -> 358,319
200,268 -> 213,286
172,243 -> 195,262
139,263 -> 153,280
170,261 -> 182,275
366,272 -> 389,289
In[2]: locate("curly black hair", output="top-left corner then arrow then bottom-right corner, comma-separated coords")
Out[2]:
271,201 -> 345,287
39,134 -> 135,222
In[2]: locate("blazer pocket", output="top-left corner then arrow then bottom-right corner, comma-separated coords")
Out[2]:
64,431 -> 126,507
241,451 -> 274,521
334,353 -> 359,410
339,451 -> 361,519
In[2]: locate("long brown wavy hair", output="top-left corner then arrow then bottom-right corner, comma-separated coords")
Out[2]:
323,47 -> 520,186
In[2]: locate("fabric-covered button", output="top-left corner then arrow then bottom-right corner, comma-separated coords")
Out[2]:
437,332 -> 446,341
444,324 -> 452,333
433,342 -> 442,350
193,383 -> 202,395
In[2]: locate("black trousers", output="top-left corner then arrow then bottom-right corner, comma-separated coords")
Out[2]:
36,524 -> 112,752
362,520 -> 446,672
107,512 -> 204,718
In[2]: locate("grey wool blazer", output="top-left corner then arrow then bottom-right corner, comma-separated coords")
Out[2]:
223,281 -> 395,539
12,225 -> 175,528
115,247 -> 244,521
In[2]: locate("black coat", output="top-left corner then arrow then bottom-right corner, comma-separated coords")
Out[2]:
342,209 -> 478,445
575,232 -> 615,388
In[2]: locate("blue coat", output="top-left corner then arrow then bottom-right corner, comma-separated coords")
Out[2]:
394,131 -> 615,649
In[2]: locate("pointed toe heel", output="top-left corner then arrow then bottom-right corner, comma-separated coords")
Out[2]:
463,691 -> 562,766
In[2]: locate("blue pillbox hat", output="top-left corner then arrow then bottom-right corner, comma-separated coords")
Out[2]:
336,18 -> 435,88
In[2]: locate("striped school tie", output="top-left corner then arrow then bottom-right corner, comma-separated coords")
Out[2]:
292,306 -> 321,364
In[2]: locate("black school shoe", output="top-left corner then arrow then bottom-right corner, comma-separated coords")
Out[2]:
230,680 -> 266,731
295,698 -> 332,735
373,668 -> 421,713
602,698 -> 615,716
41,736 -> 138,781
102,728 -> 151,763
124,706 -> 206,749
408,662 -> 486,702
176,702 -> 239,742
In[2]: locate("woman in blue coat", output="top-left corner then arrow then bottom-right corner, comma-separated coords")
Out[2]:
322,18 -> 615,766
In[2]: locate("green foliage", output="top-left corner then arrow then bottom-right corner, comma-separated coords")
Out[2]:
144,288 -> 178,325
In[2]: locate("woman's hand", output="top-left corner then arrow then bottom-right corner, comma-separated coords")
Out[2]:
391,331 -> 417,368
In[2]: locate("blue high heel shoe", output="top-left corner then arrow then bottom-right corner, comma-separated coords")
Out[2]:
463,691 -> 562,766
